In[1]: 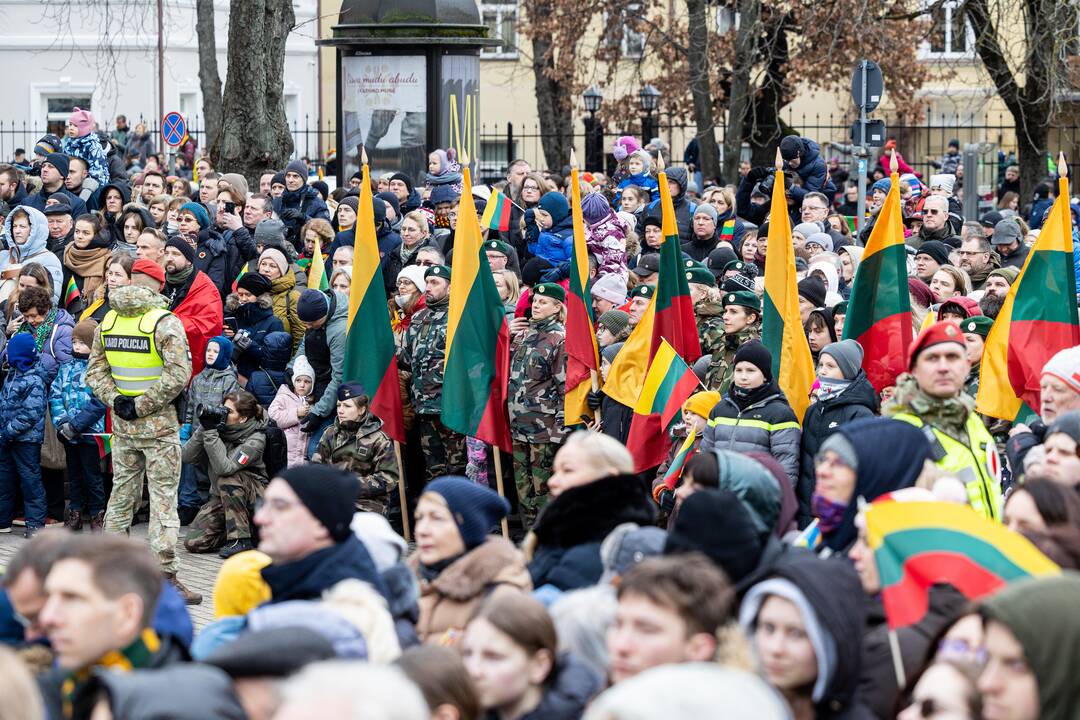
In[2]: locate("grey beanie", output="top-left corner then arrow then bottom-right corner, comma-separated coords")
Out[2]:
1047,410 -> 1080,446
793,221 -> 822,239
254,218 -> 286,247
693,203 -> 719,223
805,232 -> 834,253
285,159 -> 308,178
602,342 -> 624,364
820,339 -> 864,380
819,432 -> 859,472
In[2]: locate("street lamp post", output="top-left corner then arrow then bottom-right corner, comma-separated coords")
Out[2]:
582,86 -> 603,172
639,84 -> 661,145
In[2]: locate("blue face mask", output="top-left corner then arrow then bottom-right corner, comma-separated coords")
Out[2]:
812,493 -> 848,534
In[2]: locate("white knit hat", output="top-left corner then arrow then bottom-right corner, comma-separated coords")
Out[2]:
929,174 -> 956,193
1042,345 -> 1080,395
292,355 -> 315,386
591,272 -> 628,304
397,265 -> 428,293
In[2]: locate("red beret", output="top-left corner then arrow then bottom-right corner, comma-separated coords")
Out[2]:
908,320 -> 966,369
131,259 -> 165,286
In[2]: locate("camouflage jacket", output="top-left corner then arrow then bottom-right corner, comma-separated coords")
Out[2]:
85,285 -> 193,439
181,417 -> 268,484
964,363 -> 980,401
695,298 -> 726,358
704,325 -> 760,395
508,316 -> 566,443
400,296 -> 448,415
312,412 -> 398,515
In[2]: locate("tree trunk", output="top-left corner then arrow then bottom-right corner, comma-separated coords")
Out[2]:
685,0 -> 720,183
748,14 -> 791,166
211,0 -> 295,182
194,0 -> 223,151
723,0 -> 760,183
531,32 -> 573,171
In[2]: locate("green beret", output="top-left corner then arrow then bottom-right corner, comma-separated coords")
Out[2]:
425,265 -> 451,281
485,239 -> 512,256
685,264 -> 716,286
723,260 -> 748,274
723,290 -> 761,313
632,284 -> 655,299
962,315 -> 994,339
533,282 -> 566,303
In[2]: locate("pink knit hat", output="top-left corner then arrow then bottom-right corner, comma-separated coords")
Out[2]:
69,107 -> 95,137
612,136 -> 641,162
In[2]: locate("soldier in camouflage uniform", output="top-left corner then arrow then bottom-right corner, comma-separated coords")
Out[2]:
686,261 -> 726,357
84,264 -> 200,604
399,265 -> 466,481
312,382 -> 399,516
508,282 -> 566,526
182,390 -> 268,559
704,290 -> 761,394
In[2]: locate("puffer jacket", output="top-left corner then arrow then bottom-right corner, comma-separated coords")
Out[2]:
61,134 -> 110,186
267,383 -> 311,468
183,365 -> 242,425
784,138 -> 836,203
613,172 -> 659,206
289,290 -> 349,419
48,355 -> 107,443
5,309 -> 75,384
585,215 -> 629,282
226,293 -> 285,378
268,273 -> 304,352
273,184 -> 330,246
245,331 -> 292,407
1,205 -> 63,304
526,213 -> 574,265
798,371 -> 878,521
181,416 -> 268,484
0,363 -> 47,443
702,383 -> 801,485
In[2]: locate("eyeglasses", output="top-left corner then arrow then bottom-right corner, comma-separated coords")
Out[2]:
924,209 -> 944,215
937,637 -> 988,665
523,184 -> 541,191
957,250 -> 987,257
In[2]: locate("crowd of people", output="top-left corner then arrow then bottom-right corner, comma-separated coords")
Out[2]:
0,110 -> 1077,720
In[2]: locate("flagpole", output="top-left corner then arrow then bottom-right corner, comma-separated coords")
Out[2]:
492,446 -> 510,538
392,441 -> 411,542
888,629 -> 906,689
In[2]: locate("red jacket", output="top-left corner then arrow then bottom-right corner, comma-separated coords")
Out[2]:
173,270 -> 223,377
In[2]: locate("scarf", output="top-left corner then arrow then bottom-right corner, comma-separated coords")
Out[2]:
888,373 -> 973,440
20,308 -> 57,352
61,628 -> 160,719
166,264 -> 195,286
812,493 -> 848,534
417,554 -> 463,583
815,376 -> 852,402
729,380 -> 778,412
64,244 -> 112,300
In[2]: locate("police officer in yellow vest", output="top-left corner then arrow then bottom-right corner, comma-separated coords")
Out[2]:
85,259 -> 200,604
885,320 -> 1002,521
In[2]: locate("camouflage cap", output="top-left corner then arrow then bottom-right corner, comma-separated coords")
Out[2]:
962,315 -> 994,339
723,290 -> 761,313
632,284 -> 655,299
425,265 -> 451,282
485,239 -> 512,256
533,282 -> 566,303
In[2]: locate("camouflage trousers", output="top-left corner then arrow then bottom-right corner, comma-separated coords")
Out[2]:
184,471 -> 265,553
512,440 -> 557,528
104,435 -> 181,574
417,415 -> 466,482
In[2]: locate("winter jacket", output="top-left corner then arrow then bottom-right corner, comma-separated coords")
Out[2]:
48,354 -> 107,443
798,371 -> 878,521
62,134 -> 110,186
508,316 -> 566,444
1029,196 -> 1053,229
166,270 -> 224,378
527,212 -> 574,265
599,394 -> 634,445
190,227 -> 231,301
999,241 -> 1031,270
182,416 -> 268,486
785,139 -> 836,203
262,534 -> 387,604
183,365 -> 241,425
585,215 -> 630,283
290,290 -> 348,419
644,191 -> 696,242
268,273 -> 304,353
409,537 -> 532,645
399,295 -> 449,415
381,237 -> 439,298
702,384 -> 802,485
0,362 -> 47,443
516,653 -> 603,720
124,131 -> 156,167
614,172 -> 659,206
226,294 -> 285,378
681,231 -> 719,263
528,473 -> 655,592
1,205 -> 64,304
273,184 -> 330,246
244,331 -> 292,407
267,384 -> 311,468
91,664 -> 247,720
312,412 -> 398,515
2,309 -> 75,384
221,227 -> 259,291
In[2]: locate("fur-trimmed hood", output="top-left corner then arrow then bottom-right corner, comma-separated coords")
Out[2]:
410,537 -> 530,602
532,473 -> 656,549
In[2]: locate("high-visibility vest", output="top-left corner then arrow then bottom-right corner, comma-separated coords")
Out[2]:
100,308 -> 171,397
893,411 -> 1003,521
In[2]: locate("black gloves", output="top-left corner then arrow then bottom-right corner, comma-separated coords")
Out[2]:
657,488 -> 676,514
58,423 -> 78,442
113,395 -> 138,421
198,405 -> 228,431
586,390 -> 603,410
747,166 -> 771,182
280,208 -> 304,222
299,413 -> 327,434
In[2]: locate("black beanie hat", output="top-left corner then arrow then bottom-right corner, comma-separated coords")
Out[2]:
797,275 -> 826,308
166,236 -> 197,265
237,271 -> 272,296
733,339 -> 773,382
664,489 -> 764,586
277,465 -> 359,542
389,172 -> 414,194
779,135 -> 803,161
915,240 -> 952,268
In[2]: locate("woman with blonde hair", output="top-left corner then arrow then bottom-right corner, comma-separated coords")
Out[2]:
493,268 -> 521,317
0,645 -> 44,720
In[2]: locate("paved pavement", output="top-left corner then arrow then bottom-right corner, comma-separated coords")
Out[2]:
0,523 -> 224,629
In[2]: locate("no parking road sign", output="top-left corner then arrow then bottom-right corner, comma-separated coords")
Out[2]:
161,112 -> 187,147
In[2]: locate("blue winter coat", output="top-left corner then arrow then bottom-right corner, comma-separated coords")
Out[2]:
1029,197 -> 1053,229
0,363 -> 47,443
61,134 -> 111,186
227,295 -> 285,378
0,312 -> 75,385
785,138 -> 836,202
245,331 -> 292,407
22,188 -> 88,220
614,173 -> 659,206
48,356 -> 107,443
526,213 -> 575,265
194,227 -> 231,301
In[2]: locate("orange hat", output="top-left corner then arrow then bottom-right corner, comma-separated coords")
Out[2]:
907,320 -> 965,369
131,259 -> 165,286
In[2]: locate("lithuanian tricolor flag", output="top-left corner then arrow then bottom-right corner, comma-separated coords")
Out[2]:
308,238 -> 329,291
442,165 -> 512,452
480,189 -> 512,232
761,159 -> 814,420
842,165 -> 912,391
977,165 -> 1080,423
342,163 -> 404,443
651,159 -> 702,365
866,499 -> 1059,629
63,276 -> 81,308
564,163 -> 600,426
627,339 -> 699,471
603,294 -> 655,407
658,426 -> 697,493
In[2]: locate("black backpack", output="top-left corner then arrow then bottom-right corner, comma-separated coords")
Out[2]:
263,422 -> 289,479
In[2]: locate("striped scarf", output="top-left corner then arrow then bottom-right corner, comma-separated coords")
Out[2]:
60,628 -> 161,718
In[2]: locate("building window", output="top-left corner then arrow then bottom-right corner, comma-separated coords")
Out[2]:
603,4 -> 645,58
482,0 -> 518,59
925,1 -> 972,58
479,139 -> 515,178
45,95 -> 92,136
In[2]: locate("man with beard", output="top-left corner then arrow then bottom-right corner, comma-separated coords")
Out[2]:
958,235 -> 1000,291
161,237 -> 224,377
